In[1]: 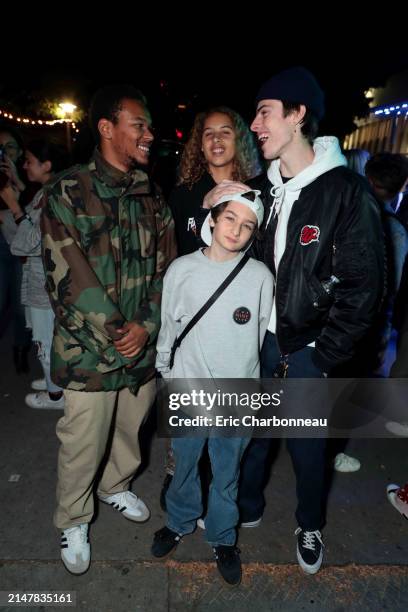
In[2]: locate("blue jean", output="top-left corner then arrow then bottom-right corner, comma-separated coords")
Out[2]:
0,237 -> 31,347
166,434 -> 249,546
238,332 -> 327,530
26,307 -> 62,393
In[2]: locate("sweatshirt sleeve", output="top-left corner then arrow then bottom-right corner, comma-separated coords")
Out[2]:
155,263 -> 178,377
10,203 -> 42,257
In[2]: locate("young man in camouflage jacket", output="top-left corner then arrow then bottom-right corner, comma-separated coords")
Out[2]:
41,85 -> 176,575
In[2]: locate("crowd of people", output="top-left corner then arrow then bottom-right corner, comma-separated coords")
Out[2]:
1,67 -> 408,587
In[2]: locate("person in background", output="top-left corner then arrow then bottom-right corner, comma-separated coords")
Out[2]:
0,138 -> 69,408
366,153 -> 408,373
365,153 -> 408,299
343,148 -> 370,177
169,106 -> 262,256
0,125 -> 32,373
329,148 -> 372,473
371,155 -> 408,437
159,106 -> 262,508
386,260 -> 408,511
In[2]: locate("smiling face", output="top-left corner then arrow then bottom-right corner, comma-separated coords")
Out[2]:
209,200 -> 257,256
201,112 -> 236,174
23,150 -> 51,184
99,98 -> 154,171
250,99 -> 296,161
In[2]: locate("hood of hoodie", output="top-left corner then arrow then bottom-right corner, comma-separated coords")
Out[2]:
266,136 -> 347,223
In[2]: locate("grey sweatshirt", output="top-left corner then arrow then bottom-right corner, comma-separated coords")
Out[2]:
10,190 -> 50,309
156,249 -> 274,379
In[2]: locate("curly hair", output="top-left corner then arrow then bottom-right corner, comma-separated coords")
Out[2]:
178,106 -> 262,188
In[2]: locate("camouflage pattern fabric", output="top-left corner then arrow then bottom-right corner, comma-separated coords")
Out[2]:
41,148 -> 176,393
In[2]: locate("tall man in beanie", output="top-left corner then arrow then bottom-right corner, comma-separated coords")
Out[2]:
203,67 -> 384,574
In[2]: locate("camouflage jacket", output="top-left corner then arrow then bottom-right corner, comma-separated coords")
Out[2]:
41,148 -> 176,392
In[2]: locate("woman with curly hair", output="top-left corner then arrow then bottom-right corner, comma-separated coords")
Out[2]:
159,108 -> 262,512
169,106 -> 262,256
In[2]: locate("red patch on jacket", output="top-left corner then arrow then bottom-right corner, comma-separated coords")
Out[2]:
300,225 -> 320,245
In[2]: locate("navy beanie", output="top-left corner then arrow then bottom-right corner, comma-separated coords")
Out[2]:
255,66 -> 325,120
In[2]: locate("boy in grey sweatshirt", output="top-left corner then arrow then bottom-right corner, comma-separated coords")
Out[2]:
151,190 -> 273,586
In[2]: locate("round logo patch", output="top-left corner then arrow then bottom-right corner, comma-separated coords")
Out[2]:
233,307 -> 251,325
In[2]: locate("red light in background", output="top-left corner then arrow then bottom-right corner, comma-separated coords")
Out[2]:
175,129 -> 183,140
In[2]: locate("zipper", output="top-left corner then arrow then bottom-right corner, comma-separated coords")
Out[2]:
274,353 -> 289,378
117,189 -> 126,301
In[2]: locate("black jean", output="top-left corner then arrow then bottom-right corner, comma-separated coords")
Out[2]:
238,332 -> 327,530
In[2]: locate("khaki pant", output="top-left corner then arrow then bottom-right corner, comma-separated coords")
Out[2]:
54,380 -> 156,529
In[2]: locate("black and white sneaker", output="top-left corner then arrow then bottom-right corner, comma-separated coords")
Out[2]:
151,526 -> 181,558
98,491 -> 150,522
213,545 -> 242,586
60,524 -> 90,575
295,527 -> 323,575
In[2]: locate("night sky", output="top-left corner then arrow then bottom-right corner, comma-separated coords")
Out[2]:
2,26 -> 408,145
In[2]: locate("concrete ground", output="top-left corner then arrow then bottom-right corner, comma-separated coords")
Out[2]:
1,329 -> 407,611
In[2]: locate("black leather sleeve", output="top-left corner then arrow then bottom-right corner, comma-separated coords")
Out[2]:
313,185 -> 385,372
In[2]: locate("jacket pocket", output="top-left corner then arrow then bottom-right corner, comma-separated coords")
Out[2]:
335,242 -> 368,280
309,275 -> 335,310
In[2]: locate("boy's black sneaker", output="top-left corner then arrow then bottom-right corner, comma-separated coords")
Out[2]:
295,527 -> 323,574
151,526 -> 181,558
160,474 -> 173,512
213,545 -> 242,586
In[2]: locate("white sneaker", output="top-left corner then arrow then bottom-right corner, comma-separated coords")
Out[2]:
385,421 -> 408,437
61,523 -> 90,575
387,484 -> 408,519
31,378 -> 47,391
240,517 -> 262,528
334,453 -> 361,472
98,490 -> 150,522
25,392 -> 64,410
197,518 -> 205,530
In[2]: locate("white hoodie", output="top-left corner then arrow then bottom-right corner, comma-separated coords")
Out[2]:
266,136 -> 347,334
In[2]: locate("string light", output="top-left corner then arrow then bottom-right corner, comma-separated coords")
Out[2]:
0,108 -> 77,127
373,103 -> 408,117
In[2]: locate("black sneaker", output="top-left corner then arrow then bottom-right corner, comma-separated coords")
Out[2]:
160,474 -> 173,512
151,526 -> 181,558
295,527 -> 323,574
213,545 -> 242,586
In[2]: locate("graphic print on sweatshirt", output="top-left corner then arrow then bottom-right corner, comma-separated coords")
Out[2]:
187,217 -> 197,235
233,307 -> 251,324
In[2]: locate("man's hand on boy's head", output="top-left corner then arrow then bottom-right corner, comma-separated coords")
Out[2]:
202,180 -> 250,209
114,321 -> 149,358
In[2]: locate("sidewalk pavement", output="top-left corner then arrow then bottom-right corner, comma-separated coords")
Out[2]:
1,331 -> 407,611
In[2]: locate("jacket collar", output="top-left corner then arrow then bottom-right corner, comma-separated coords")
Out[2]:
90,148 -> 151,195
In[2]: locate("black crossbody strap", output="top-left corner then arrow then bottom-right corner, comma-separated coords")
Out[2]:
169,254 -> 249,369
